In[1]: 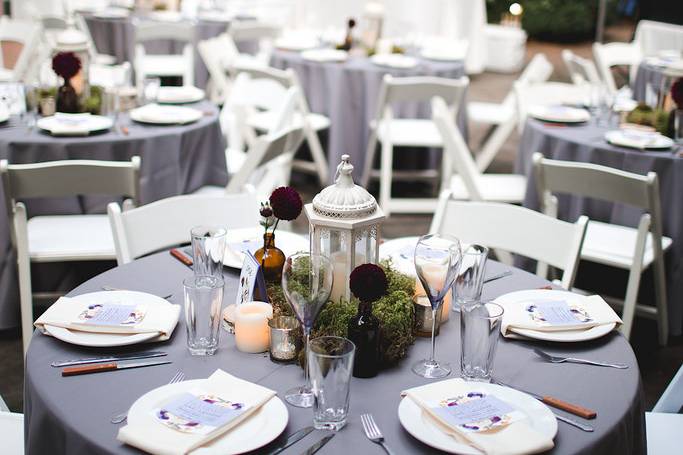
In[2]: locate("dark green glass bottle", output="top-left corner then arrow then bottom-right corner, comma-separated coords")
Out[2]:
348,300 -> 381,378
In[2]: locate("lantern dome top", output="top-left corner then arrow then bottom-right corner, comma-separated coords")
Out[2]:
312,155 -> 377,219
55,28 -> 88,52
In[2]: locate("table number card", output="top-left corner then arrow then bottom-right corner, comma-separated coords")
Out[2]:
153,390 -> 248,435
235,252 -> 267,305
431,392 -> 523,433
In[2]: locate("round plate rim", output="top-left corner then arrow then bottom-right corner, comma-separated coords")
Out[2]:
129,106 -> 203,125
157,87 -> 206,105
222,227 -> 309,268
37,115 -> 114,134
604,130 -> 674,150
528,106 -> 590,124
370,54 -> 419,69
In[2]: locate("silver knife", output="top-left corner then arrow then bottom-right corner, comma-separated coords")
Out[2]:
483,270 -> 512,284
554,413 -> 594,432
265,426 -> 315,455
301,434 -> 334,455
52,351 -> 167,367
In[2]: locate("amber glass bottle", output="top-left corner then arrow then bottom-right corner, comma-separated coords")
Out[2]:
348,300 -> 381,378
254,232 -> 286,282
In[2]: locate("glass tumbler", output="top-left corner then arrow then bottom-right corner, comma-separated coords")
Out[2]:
452,244 -> 489,312
191,226 -> 227,279
183,275 -> 224,355
308,336 -> 355,431
460,301 -> 504,382
141,76 -> 161,105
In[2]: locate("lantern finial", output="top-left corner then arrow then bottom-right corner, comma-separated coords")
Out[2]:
313,156 -> 377,218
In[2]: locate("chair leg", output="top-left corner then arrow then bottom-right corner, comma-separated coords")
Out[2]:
475,119 -> 516,172
439,146 -> 451,193
379,140 -> 393,217
653,254 -> 669,346
361,130 -> 378,187
17,254 -> 33,355
303,125 -> 329,185
619,264 -> 644,341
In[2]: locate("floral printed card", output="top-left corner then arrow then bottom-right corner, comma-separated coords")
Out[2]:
77,303 -> 146,327
431,392 -> 524,434
526,300 -> 592,326
153,390 -> 248,436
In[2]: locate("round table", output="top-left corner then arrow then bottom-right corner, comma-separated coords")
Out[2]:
25,252 -> 644,454
515,118 -> 683,337
270,51 -> 466,183
0,101 -> 227,330
632,61 -> 669,103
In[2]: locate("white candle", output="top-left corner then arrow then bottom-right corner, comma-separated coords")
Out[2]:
234,301 -> 273,353
330,252 -> 348,303
415,272 -> 452,322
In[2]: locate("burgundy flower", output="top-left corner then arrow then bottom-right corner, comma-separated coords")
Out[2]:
671,78 -> 683,108
350,264 -> 388,302
269,186 -> 303,221
259,202 -> 273,218
348,18 -> 356,28
52,52 -> 82,80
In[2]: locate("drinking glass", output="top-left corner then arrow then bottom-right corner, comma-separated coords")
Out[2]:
413,233 -> 462,378
141,77 -> 161,105
191,226 -> 227,279
183,275 -> 224,355
282,253 -> 334,407
452,244 -> 489,312
674,109 -> 683,145
308,336 -> 355,430
460,301 -> 504,382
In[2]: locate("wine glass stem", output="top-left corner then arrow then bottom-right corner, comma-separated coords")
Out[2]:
429,308 -> 437,363
303,329 -> 311,389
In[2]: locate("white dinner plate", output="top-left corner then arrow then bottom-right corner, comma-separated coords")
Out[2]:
494,289 -> 617,342
127,379 -> 288,455
42,291 -> 172,347
379,236 -> 419,277
301,49 -> 348,62
157,86 -> 205,104
528,105 -> 590,124
371,54 -> 418,69
274,36 -> 319,51
223,227 -> 309,269
93,8 -> 130,19
37,114 -> 113,136
398,381 -> 557,454
605,129 -> 674,150
130,104 -> 203,125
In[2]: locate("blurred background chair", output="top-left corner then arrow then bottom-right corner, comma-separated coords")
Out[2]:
134,21 -> 195,88
646,363 -> 683,455
592,41 -> 641,95
0,16 -> 41,82
562,49 -> 602,86
0,393 -> 23,455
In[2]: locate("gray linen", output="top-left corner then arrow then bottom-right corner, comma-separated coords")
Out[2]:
270,51 -> 466,183
25,252 -> 644,454
515,118 -> 683,336
0,101 -> 227,330
632,62 -> 667,102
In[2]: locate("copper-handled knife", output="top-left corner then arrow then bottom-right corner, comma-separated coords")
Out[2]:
62,359 -> 172,377
495,380 -> 597,419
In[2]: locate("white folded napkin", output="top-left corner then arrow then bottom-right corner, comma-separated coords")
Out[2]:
50,113 -> 93,136
501,295 -> 622,338
34,295 -> 180,340
118,369 -> 276,455
403,378 -> 554,455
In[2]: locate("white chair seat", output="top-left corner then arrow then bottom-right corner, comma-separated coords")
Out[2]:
94,54 -> 117,65
450,174 -> 527,203
247,110 -> 330,132
0,412 -> 23,455
27,215 -> 116,261
377,119 -> 443,147
582,220 -> 673,269
467,101 -> 514,125
192,185 -> 225,196
646,412 -> 683,455
139,55 -> 189,77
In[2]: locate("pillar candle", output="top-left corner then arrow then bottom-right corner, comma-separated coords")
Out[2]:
415,276 -> 451,321
234,302 -> 273,353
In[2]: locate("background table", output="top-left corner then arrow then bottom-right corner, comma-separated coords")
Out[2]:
0,101 -> 227,330
25,252 -> 644,454
270,51 -> 466,183
632,62 -> 668,102
516,118 -> 683,337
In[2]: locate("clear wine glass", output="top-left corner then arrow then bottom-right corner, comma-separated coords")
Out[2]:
282,252 -> 334,407
413,233 -> 461,378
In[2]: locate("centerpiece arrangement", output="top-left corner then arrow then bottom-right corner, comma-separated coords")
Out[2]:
626,77 -> 683,139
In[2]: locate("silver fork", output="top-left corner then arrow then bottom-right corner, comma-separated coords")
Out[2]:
361,413 -> 395,455
101,285 -> 173,301
534,348 -> 628,369
110,371 -> 185,424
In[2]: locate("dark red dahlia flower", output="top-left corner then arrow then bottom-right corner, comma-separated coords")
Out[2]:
269,186 -> 303,221
350,263 -> 388,302
52,52 -> 82,80
671,78 -> 683,108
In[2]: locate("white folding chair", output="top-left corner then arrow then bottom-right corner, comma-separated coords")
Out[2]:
533,153 -> 671,344
134,21 -> 194,88
0,157 -> 140,353
430,199 -> 588,290
592,41 -> 641,95
513,81 -> 590,131
362,75 -> 469,216
0,394 -> 22,455
230,65 -> 330,184
561,49 -> 601,86
74,13 -> 117,65
89,62 -> 131,89
646,363 -> 683,455
468,53 -> 553,172
108,193 -> 259,265
634,20 -> 683,57
432,97 -> 527,204
228,20 -> 280,61
0,16 -> 41,82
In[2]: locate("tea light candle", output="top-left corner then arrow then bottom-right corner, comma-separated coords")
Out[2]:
415,276 -> 452,321
234,302 -> 273,353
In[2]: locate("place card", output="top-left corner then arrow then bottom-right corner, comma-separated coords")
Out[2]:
526,300 -> 592,326
235,252 -> 267,305
431,392 -> 522,433
77,303 -> 146,326
153,390 -> 248,435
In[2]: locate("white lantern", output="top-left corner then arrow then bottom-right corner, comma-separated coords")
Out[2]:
54,28 -> 91,100
305,155 -> 385,303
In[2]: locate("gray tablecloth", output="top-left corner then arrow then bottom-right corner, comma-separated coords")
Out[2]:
0,101 -> 227,330
83,14 -> 230,89
270,51 -> 466,183
515,118 -> 683,336
25,253 -> 644,454
632,62 -> 667,102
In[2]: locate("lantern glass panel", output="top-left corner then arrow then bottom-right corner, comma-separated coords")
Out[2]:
353,227 -> 376,266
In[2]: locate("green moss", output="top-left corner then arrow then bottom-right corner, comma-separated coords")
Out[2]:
38,85 -> 104,114
626,104 -> 671,135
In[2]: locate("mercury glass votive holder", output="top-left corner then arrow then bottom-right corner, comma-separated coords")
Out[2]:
414,295 -> 443,337
269,316 -> 302,362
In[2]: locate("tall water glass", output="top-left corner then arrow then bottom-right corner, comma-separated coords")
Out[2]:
413,233 -> 462,379
460,301 -> 504,382
282,253 -> 334,407
191,226 -> 227,278
452,244 -> 489,312
183,275 -> 224,355
141,77 -> 161,105
308,336 -> 355,431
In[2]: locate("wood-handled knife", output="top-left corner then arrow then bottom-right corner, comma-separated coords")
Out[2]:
62,360 -> 171,377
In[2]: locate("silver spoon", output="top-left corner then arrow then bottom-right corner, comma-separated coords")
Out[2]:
534,348 -> 628,369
